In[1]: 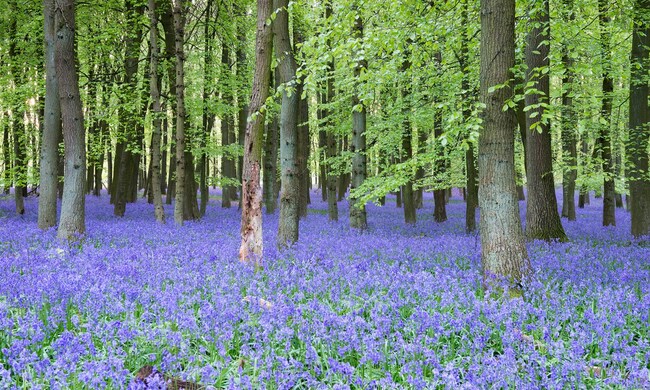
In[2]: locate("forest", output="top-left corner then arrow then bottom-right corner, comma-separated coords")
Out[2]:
0,0 -> 649,388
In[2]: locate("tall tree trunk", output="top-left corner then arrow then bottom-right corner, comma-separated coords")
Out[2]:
38,0 -> 62,229
598,0 -> 616,226
479,0 -> 530,285
240,0 -> 273,265
561,0 -> 577,221
148,0 -> 165,223
318,93 -> 327,202
162,6 -> 177,206
274,0 -> 300,247
12,118 -> 25,215
221,45 -> 235,209
628,0 -> 650,237
349,9 -> 367,230
8,12 -> 25,215
460,2 -> 478,232
55,0 -> 86,239
263,117 -> 279,212
263,72 -> 279,213
2,126 -> 10,195
401,43 -> 416,224
200,0 -> 215,216
432,52 -> 447,223
324,0 -> 338,221
524,0 -> 567,241
172,0 -> 187,225
236,15 -> 248,206
113,0 -> 144,216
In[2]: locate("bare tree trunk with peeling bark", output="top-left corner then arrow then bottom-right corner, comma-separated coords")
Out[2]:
239,0 -> 273,265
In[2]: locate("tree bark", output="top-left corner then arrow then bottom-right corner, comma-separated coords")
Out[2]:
479,0 -> 530,285
8,11 -> 25,215
628,0 -> 650,237
240,0 -> 273,265
401,43 -> 416,224
172,0 -> 187,225
148,0 -> 165,223
199,0 -> 215,216
274,0 -> 300,247
263,89 -> 279,213
524,0 -> 568,241
597,0 -> 616,226
39,0 -> 62,228
349,9 -> 367,230
324,0 -> 338,221
55,0 -> 86,239
559,0 -> 577,221
221,45 -> 235,209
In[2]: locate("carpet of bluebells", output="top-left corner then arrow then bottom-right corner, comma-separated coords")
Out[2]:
0,189 -> 648,389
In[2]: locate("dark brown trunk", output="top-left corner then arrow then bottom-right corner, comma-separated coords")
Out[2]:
524,0 -> 567,241
598,0 -> 616,226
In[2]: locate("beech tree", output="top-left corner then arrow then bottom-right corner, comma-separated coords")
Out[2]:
38,0 -> 61,230
479,0 -> 530,284
274,0 -> 300,247
148,0 -> 165,223
524,0 -> 567,242
628,0 -> 650,237
349,5 -> 368,230
55,0 -> 86,239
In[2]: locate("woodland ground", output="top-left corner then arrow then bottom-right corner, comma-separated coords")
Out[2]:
0,189 -> 648,389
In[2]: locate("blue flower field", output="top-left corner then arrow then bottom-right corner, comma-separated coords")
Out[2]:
0,191 -> 648,389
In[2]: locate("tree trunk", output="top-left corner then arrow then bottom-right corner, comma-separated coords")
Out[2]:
349,10 -> 367,230
236,16 -> 248,207
162,6 -> 177,206
560,0 -> 577,221
274,0 -> 300,247
628,0 -> 650,237
148,0 -> 165,223
39,0 -> 62,228
8,13 -> 25,215
2,126 -> 10,195
324,1 -> 338,221
240,0 -> 273,265
263,72 -> 280,213
401,43 -> 416,224
578,138 -> 590,207
524,0 -> 567,241
55,0 -> 86,239
598,0 -> 616,226
113,0 -> 144,216
199,0 -> 215,216
172,0 -> 187,225
221,46 -> 235,209
479,0 -> 530,285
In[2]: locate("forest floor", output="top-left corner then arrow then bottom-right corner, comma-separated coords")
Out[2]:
0,189 -> 648,389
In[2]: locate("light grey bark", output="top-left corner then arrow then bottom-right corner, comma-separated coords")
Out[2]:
172,0 -> 187,225
349,9 -> 367,230
38,0 -> 62,229
274,0 -> 300,247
